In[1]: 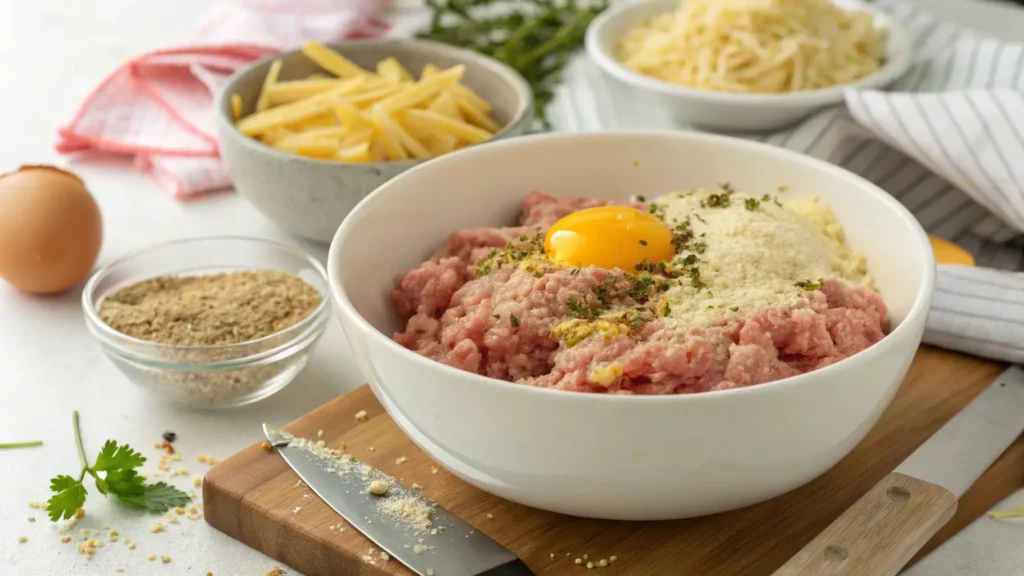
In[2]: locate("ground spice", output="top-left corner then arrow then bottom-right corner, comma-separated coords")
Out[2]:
98,271 -> 321,346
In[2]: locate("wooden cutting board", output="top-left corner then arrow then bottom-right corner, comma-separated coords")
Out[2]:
204,346 -> 1024,576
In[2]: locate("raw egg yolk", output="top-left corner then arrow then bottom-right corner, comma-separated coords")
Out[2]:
544,206 -> 676,271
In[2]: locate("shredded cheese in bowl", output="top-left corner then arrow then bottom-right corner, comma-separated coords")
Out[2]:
617,0 -> 886,93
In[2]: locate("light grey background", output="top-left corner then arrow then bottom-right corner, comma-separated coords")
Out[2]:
0,1 -> 1021,575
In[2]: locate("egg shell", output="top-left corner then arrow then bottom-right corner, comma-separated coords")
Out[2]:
0,165 -> 103,294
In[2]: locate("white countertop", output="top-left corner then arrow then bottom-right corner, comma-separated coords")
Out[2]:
0,0 -> 1022,574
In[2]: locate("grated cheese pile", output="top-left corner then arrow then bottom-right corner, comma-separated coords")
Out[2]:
657,189 -> 870,326
617,0 -> 886,93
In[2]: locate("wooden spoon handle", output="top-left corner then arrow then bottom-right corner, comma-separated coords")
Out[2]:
773,472 -> 958,576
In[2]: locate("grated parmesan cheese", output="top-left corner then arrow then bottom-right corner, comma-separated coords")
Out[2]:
656,189 -> 870,327
617,0 -> 885,94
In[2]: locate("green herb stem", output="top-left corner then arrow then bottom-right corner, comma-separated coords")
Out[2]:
0,440 -> 43,449
73,411 -> 90,477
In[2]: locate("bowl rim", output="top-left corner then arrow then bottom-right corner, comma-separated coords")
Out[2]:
584,0 -> 914,107
82,236 -> 332,371
213,37 -> 535,169
327,130 -> 936,404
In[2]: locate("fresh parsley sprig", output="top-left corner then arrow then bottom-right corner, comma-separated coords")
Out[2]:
46,411 -> 190,522
418,0 -> 608,129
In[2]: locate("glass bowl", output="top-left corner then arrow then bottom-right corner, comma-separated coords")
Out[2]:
82,237 -> 331,408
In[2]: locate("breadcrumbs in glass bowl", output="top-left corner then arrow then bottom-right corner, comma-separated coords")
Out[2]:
82,237 -> 331,408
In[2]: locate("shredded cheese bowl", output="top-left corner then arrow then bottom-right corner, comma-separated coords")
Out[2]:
216,39 -> 533,243
328,131 -> 934,520
585,0 -> 912,130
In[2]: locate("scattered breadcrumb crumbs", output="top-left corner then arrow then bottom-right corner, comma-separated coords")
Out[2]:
430,466 -> 439,475
266,568 -> 285,576
412,483 -> 424,490
28,500 -> 44,509
413,544 -> 433,554
355,410 -> 368,422
395,456 -> 407,465
587,561 -> 594,569
367,480 -> 390,495
599,559 -> 608,567
486,513 -> 494,519
368,446 -> 376,452
317,429 -> 324,438
261,440 -> 273,452
610,555 -> 618,562
162,555 -> 171,563
427,570 -> 435,576
128,543 -> 137,550
194,477 -> 203,487
550,553 -> 555,558
292,506 -> 303,514
175,506 -> 185,514
60,535 -> 71,544
109,529 -> 119,540
148,555 -> 156,561
168,516 -> 180,525
17,536 -> 27,543
116,569 -> 124,573
150,522 -> 165,533
575,558 -> 582,565
27,516 -> 35,522
74,508 -> 85,518
197,454 -> 219,465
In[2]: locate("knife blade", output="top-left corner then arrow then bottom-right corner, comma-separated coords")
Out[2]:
263,424 -> 534,576
774,365 -> 1024,576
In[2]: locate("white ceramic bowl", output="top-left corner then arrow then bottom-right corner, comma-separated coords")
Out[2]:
586,0 -> 913,131
328,132 -> 934,520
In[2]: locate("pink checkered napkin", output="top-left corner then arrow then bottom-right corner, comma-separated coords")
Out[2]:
56,0 -> 389,199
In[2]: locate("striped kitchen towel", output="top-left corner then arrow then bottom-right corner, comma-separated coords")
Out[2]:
552,0 -> 1024,363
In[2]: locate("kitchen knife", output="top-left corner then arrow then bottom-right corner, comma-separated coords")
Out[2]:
263,424 -> 534,576
774,365 -> 1024,576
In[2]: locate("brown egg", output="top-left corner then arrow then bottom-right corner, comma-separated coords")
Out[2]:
0,165 -> 103,294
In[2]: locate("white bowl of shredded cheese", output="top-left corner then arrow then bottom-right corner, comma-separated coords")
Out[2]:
586,0 -> 912,131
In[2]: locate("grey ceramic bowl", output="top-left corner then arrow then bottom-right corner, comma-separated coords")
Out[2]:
215,39 -> 534,243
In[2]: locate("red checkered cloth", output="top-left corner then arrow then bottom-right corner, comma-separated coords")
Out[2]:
56,0 -> 389,198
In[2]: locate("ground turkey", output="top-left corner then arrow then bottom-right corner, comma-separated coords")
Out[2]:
392,192 -> 887,394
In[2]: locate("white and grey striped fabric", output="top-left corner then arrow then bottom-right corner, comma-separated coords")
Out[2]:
550,0 -> 1024,363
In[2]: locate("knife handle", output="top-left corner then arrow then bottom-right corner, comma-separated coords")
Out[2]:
773,472 -> 957,576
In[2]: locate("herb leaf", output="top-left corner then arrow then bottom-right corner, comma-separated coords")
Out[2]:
115,482 -> 190,512
47,476 -> 86,521
93,440 -> 146,472
795,278 -> 824,291
417,0 -> 607,128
